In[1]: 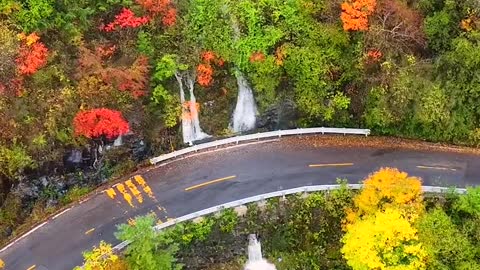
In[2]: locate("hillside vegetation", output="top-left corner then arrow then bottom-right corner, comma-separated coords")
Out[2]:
1,0 -> 480,245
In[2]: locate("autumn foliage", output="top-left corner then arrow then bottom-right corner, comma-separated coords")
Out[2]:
342,208 -> 427,270
73,108 -> 130,140
103,8 -> 151,32
342,168 -> 427,270
136,0 -> 177,27
78,47 -> 150,99
16,33 -> 48,75
249,51 -> 266,63
341,0 -> 376,31
346,167 -> 423,224
366,49 -> 383,62
196,51 -> 224,87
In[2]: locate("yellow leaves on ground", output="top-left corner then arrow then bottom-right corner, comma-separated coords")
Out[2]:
347,167 -> 423,224
0,259 -> 4,269
342,168 -> 427,270
342,208 -> 427,270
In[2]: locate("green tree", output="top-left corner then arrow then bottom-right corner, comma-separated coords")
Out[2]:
115,214 -> 181,270
417,208 -> 479,270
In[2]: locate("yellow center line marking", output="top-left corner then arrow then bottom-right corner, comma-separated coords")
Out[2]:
27,265 -> 36,270
417,165 -> 457,171
185,175 -> 237,191
85,228 -> 95,235
309,163 -> 354,168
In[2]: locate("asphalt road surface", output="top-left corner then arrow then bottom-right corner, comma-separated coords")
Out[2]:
2,136 -> 480,270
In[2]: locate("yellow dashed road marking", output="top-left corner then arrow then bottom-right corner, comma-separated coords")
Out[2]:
309,163 -> 354,168
185,175 -> 237,191
106,188 -> 117,200
85,228 -> 95,235
27,265 -> 36,270
125,180 -> 143,204
134,175 -> 156,200
0,259 -> 5,269
417,165 -> 457,171
117,183 -> 134,207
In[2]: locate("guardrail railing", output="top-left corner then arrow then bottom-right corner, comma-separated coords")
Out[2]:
112,184 -> 465,251
150,127 -> 371,165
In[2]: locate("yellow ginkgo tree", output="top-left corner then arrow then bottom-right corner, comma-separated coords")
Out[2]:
342,207 -> 427,270
345,167 -> 424,226
342,168 -> 428,270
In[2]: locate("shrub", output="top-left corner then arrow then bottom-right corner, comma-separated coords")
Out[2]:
60,186 -> 91,205
0,144 -> 36,179
115,214 -> 181,270
453,186 -> 480,217
417,208 -> 479,270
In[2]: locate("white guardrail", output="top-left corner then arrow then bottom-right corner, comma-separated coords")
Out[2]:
112,184 -> 466,251
149,127 -> 371,165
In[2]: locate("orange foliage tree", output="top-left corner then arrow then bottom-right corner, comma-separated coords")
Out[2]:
78,46 -> 149,99
341,0 -> 376,31
16,33 -> 48,75
196,50 -> 224,87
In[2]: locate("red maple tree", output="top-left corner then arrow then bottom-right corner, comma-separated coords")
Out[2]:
73,108 -> 130,140
103,8 -> 151,32
136,0 -> 177,27
16,33 -> 48,75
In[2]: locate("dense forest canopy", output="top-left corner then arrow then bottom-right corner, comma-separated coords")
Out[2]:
0,0 -> 480,242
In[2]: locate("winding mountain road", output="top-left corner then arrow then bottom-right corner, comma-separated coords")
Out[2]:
2,136 -> 480,270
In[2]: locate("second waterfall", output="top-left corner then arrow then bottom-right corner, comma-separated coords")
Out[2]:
231,72 -> 258,133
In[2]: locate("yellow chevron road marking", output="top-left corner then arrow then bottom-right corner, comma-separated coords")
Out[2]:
125,180 -> 143,204
134,175 -> 155,200
116,183 -> 134,207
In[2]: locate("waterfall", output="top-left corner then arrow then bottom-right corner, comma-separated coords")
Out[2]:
175,72 -> 210,145
231,72 -> 258,132
227,9 -> 258,133
244,234 -> 276,270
